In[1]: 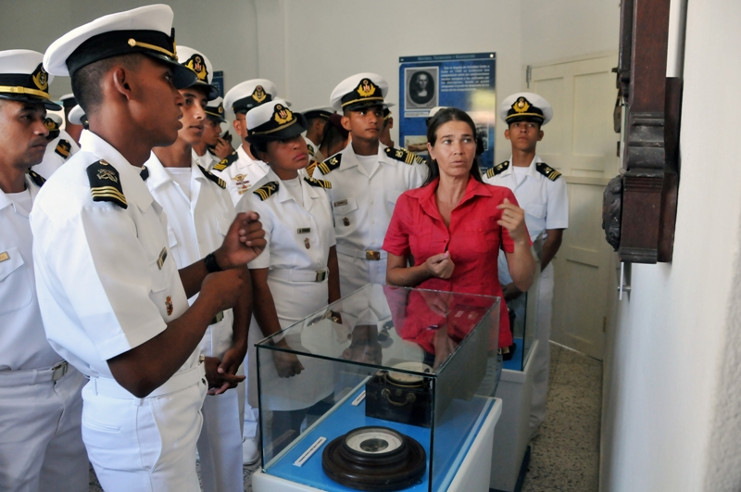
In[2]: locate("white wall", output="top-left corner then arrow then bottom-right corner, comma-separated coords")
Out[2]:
601,0 -> 741,490
0,0 -> 619,161
520,0 -> 621,65
0,0 -> 258,100
266,0 -> 524,162
14,2 -> 741,490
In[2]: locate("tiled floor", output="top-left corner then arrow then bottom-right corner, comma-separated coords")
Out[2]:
521,343 -> 602,492
90,342 -> 602,491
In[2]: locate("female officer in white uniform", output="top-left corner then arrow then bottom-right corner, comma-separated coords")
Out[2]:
237,98 -> 341,459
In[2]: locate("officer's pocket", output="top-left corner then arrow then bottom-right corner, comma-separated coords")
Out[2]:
147,249 -> 173,318
521,199 -> 546,220
0,247 -> 33,314
332,198 -> 358,225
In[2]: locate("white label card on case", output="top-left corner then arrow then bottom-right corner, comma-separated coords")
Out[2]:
293,436 -> 327,467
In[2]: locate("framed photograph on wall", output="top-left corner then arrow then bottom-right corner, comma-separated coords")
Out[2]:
398,52 -> 496,170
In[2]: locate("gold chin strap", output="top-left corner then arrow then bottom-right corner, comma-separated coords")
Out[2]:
0,86 -> 50,99
254,118 -> 298,136
127,38 -> 176,60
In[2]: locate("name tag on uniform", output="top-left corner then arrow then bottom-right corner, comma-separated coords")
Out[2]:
297,227 -> 311,234
333,199 -> 348,207
157,247 -> 168,270
0,251 -> 8,263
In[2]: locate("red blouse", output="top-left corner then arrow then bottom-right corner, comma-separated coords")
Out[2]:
383,177 -> 528,348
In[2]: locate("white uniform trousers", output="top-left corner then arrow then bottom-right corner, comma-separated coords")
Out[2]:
197,389 -> 244,492
0,366 -> 87,492
336,247 -> 388,295
242,351 -> 260,440
530,263 -> 554,433
82,364 -> 207,492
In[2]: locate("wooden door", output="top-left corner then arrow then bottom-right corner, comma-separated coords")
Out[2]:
528,53 -> 619,359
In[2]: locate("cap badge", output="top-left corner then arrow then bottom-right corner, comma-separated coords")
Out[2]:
184,53 -> 208,82
273,104 -> 293,125
251,85 -> 267,104
97,167 -> 118,183
31,64 -> 49,92
357,78 -> 377,98
513,97 -> 531,114
44,118 -> 59,132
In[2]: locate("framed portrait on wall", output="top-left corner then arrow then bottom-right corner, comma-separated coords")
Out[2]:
399,52 -> 496,170
405,67 -> 438,110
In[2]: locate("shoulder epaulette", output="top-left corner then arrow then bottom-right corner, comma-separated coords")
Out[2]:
252,181 -> 279,201
139,166 -> 149,181
27,169 -> 46,187
536,162 -> 562,181
485,160 -> 510,179
87,159 -> 127,209
303,176 -> 332,189
385,146 -> 426,165
212,150 -> 238,172
317,154 -> 342,175
54,139 -> 72,159
305,160 -> 318,177
197,165 -> 226,189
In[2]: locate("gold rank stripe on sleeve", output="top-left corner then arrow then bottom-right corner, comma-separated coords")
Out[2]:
197,164 -> 226,189
54,139 -> 72,159
86,160 -> 128,209
212,150 -> 238,172
536,161 -> 562,181
317,154 -> 342,175
485,160 -> 510,179
156,247 -> 168,270
384,146 -> 426,165
252,181 -> 279,201
305,160 -> 318,177
27,169 -> 46,187
303,176 -> 332,189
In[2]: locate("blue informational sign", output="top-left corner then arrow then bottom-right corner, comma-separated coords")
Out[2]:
212,70 -> 225,98
398,52 -> 496,170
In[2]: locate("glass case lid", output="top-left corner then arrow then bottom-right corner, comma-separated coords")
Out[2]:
257,284 -> 500,376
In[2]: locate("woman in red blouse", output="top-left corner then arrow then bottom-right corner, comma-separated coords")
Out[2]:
383,107 -> 535,354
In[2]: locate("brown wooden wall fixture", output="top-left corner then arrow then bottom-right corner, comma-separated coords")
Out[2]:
603,0 -> 681,263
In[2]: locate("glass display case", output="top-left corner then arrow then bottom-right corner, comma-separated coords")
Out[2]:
502,234 -> 543,372
255,284 -> 500,491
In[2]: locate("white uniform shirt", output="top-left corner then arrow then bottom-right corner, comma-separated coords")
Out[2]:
35,129 -> 80,178
483,154 -> 568,284
143,154 -> 237,358
303,135 -> 317,160
0,175 -> 65,370
30,130 -> 195,379
237,170 -> 336,410
212,145 -> 270,205
239,170 -> 336,302
191,148 -> 220,172
314,143 -> 428,292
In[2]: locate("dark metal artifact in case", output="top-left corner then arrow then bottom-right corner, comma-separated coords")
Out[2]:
321,426 -> 426,491
365,362 -> 434,428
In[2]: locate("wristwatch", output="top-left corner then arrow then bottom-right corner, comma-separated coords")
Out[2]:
204,252 -> 223,273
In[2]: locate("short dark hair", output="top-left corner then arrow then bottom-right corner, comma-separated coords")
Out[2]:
320,114 -> 349,153
423,107 -> 483,186
71,54 -> 142,116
